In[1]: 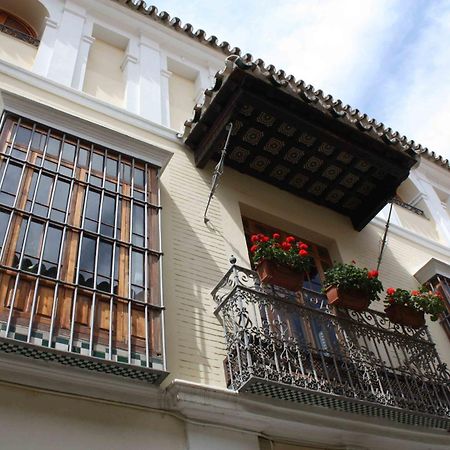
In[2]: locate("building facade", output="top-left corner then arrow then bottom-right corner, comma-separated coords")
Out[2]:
0,1 -> 449,449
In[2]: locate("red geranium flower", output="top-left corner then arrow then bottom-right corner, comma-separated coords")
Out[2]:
298,243 -> 309,250
411,290 -> 420,296
386,288 -> 396,296
388,297 -> 395,304
272,233 -> 280,240
250,245 -> 258,253
298,249 -> 308,257
261,235 -> 270,242
367,269 -> 379,279
250,235 -> 259,243
286,236 -> 296,243
281,242 -> 292,251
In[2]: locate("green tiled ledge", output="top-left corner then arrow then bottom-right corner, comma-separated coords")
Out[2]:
0,336 -> 168,384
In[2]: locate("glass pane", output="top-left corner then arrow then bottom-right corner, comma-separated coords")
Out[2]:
131,250 -> 144,287
41,226 -> 62,278
97,241 -> 112,277
79,236 -> 96,273
1,163 -> 22,194
106,157 -> 117,178
26,171 -> 38,211
132,204 -> 145,246
77,148 -> 90,168
103,195 -> 115,224
31,131 -> 46,152
35,174 -> 53,206
62,142 -> 76,163
42,226 -> 62,264
24,221 -> 44,258
85,189 -> 100,222
51,180 -> 70,213
91,152 -> 104,173
46,136 -> 61,157
134,167 -> 144,188
121,163 -> 131,184
0,210 -> 10,249
15,125 -> 32,148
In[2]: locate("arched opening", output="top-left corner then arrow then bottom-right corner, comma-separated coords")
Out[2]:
0,0 -> 49,44
0,9 -> 38,44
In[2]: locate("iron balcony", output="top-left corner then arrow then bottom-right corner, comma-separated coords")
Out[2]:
212,264 -> 450,430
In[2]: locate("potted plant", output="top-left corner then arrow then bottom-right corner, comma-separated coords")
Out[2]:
384,286 -> 446,329
249,233 -> 314,291
322,262 -> 383,311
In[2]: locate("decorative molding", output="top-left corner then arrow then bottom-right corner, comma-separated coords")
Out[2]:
44,17 -> 59,29
0,90 -> 173,170
161,69 -> 172,79
81,34 -> 96,45
371,216 -> 450,258
0,59 -> 180,143
121,53 -> 138,71
414,258 -> 450,284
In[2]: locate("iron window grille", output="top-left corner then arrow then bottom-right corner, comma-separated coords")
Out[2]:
0,113 -> 164,373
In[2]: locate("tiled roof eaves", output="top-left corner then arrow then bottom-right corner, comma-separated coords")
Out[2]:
184,55 -> 449,168
111,0 -> 241,56
114,1 -> 450,172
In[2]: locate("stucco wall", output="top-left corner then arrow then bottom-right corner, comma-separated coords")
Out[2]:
0,34 -> 37,70
0,383 -> 186,450
83,38 -> 125,107
169,72 -> 195,132
1,70 -> 449,388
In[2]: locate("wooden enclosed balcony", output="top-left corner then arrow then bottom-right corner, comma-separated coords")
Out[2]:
212,264 -> 450,430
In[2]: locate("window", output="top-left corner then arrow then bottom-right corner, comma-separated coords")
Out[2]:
0,10 -> 39,46
0,114 -> 162,366
242,217 -> 336,352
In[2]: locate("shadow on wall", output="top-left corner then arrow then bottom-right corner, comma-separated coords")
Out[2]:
160,150 -> 231,387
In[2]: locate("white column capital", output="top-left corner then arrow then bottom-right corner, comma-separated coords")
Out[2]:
121,54 -> 139,72
81,35 -> 95,45
161,69 -> 172,79
44,17 -> 59,29
139,35 -> 160,52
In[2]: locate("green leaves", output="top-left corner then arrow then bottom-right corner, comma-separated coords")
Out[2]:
323,263 -> 383,302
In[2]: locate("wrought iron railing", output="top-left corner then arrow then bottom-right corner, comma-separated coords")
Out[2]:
212,264 -> 450,429
0,24 -> 40,47
391,197 -> 425,216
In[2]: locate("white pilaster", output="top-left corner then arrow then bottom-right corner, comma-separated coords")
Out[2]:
194,68 -> 210,105
32,17 -> 59,77
410,171 -> 450,245
160,58 -> 172,127
138,36 -> 162,123
47,0 -> 86,86
122,39 -> 140,115
71,15 -> 94,91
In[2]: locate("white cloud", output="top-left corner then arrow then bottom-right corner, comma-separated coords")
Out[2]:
157,0 -> 450,160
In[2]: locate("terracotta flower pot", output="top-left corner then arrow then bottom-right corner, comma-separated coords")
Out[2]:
385,304 -> 425,329
256,259 -> 305,291
325,286 -> 370,312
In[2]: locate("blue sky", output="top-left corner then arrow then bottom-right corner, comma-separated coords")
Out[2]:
157,0 -> 450,160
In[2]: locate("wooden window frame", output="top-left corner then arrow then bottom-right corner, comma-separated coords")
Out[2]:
0,114 -> 163,366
